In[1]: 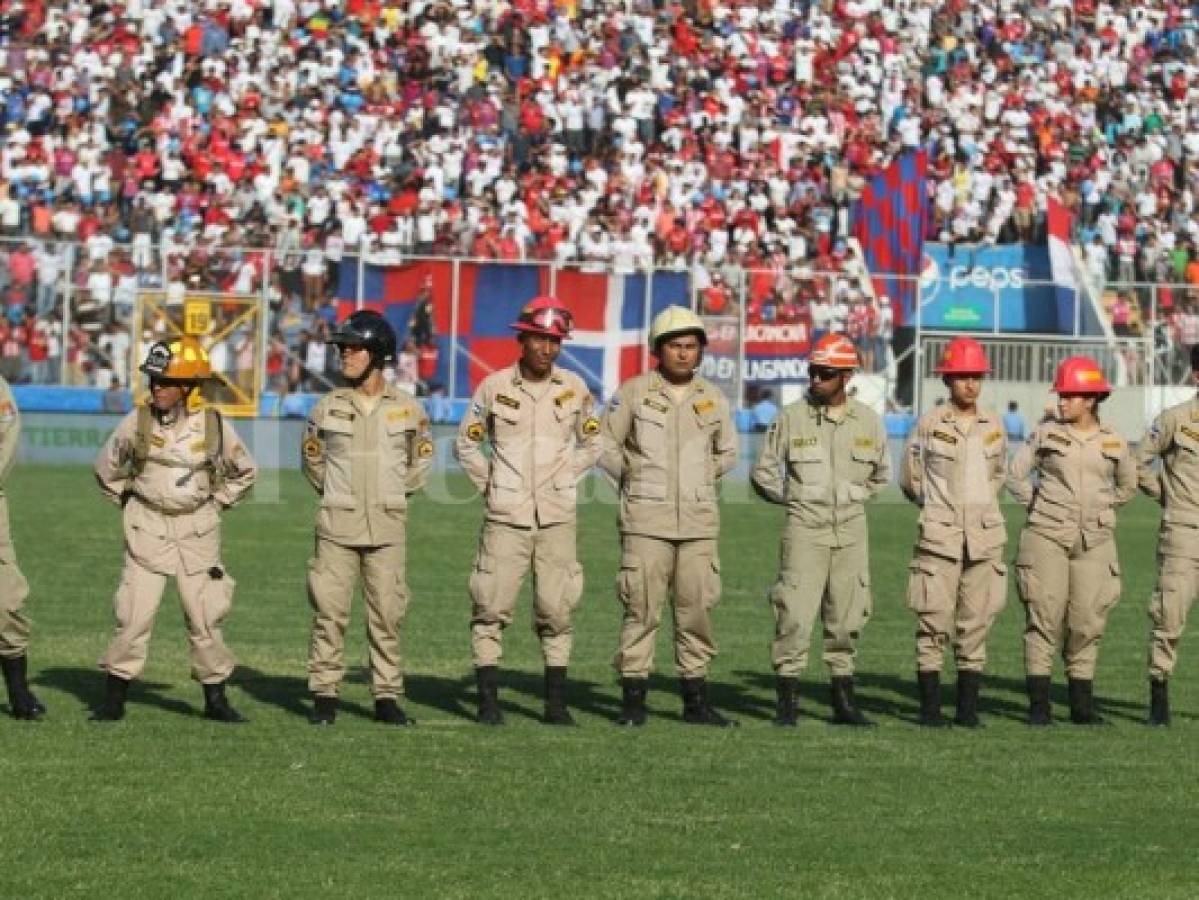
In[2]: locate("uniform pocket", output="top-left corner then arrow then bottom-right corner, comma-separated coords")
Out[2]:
617,559 -> 646,618
702,556 -> 722,611
906,558 -> 941,614
1101,558 -> 1122,612
201,569 -> 236,633
986,561 -> 1009,617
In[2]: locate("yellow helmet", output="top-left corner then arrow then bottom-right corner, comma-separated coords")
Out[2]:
140,336 -> 212,381
649,306 -> 707,350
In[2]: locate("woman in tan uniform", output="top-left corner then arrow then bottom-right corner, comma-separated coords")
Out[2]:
1007,357 -> 1136,725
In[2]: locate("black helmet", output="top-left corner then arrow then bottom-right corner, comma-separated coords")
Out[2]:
330,310 -> 397,366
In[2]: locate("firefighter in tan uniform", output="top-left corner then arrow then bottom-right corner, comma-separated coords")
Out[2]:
93,337 -> 257,722
302,310 -> 432,726
0,376 -> 46,720
600,306 -> 739,727
751,333 -> 890,727
455,296 -> 601,726
1007,356 -> 1137,725
900,338 -> 1008,728
1135,344 -> 1199,726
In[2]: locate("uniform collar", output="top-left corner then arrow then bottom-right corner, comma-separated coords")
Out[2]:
650,370 -> 701,397
509,362 -> 562,392
807,397 -> 852,423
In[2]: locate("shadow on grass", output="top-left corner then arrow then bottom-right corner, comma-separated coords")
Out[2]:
36,666 -> 196,719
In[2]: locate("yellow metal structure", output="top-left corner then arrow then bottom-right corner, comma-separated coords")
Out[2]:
132,291 -> 265,417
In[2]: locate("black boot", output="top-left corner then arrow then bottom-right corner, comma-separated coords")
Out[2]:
616,677 -> 648,726
202,682 -> 247,723
475,666 -> 503,725
309,694 -> 338,725
680,677 -> 737,727
543,667 -> 576,726
0,655 -> 45,720
954,670 -> 983,728
1148,679 -> 1170,727
1068,678 -> 1106,725
830,676 -> 875,726
1026,675 -> 1051,726
916,670 -> 948,728
91,674 -> 129,722
374,697 -> 414,726
774,676 -> 799,727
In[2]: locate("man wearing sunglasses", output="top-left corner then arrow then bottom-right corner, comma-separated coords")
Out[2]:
751,332 -> 890,726
600,305 -> 739,727
93,336 -> 257,722
455,296 -> 601,726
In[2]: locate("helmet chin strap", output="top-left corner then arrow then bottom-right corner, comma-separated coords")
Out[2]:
344,356 -> 382,388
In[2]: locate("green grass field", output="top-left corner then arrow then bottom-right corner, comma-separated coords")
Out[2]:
3,466 -> 1197,899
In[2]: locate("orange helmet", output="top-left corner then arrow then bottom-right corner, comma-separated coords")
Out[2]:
935,337 -> 990,375
510,295 -> 573,339
1052,356 -> 1110,395
139,336 -> 212,381
808,333 -> 859,370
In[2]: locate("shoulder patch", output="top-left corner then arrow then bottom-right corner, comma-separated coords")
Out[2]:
465,422 -> 485,442
554,389 -> 576,407
985,430 -> 1003,445
496,394 -> 520,410
643,398 -> 669,414
303,436 -> 322,459
582,416 -> 600,436
607,395 -> 620,409
0,400 -> 14,422
932,429 -> 958,445
417,438 -> 434,458
1046,431 -> 1071,446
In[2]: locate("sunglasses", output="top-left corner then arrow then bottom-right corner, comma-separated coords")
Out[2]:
809,366 -> 842,381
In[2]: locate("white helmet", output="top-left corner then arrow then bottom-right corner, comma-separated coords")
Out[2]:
649,306 -> 707,350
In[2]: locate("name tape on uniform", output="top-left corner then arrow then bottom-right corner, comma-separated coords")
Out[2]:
791,437 -> 817,448
932,429 -> 958,445
329,409 -> 354,421
496,394 -> 521,410
643,398 -> 669,413
554,389 -> 576,407
693,398 -> 716,415
985,430 -> 1003,445
1046,431 -> 1071,446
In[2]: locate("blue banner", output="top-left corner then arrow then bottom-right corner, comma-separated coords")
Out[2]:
917,244 -> 1072,333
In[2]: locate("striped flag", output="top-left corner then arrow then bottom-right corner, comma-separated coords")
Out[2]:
851,150 -> 928,325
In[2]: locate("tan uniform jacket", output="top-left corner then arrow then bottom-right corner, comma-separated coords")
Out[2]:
599,372 -> 738,540
750,396 -> 890,548
1136,396 -> 1199,557
900,405 -> 1007,561
0,379 -> 22,560
94,405 -> 257,574
454,364 -> 600,527
1007,420 -> 1137,550
302,386 -> 432,546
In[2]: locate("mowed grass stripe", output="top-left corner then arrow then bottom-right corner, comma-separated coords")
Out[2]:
0,466 -> 1194,899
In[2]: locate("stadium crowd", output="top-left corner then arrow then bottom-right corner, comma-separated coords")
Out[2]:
0,0 -> 1194,387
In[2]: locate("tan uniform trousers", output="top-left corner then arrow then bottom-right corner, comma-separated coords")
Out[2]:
0,509 -> 30,658
469,521 -> 582,667
101,552 -> 236,683
768,530 -> 871,678
615,534 -> 721,679
307,538 -> 410,699
907,552 -> 1008,672
1149,553 -> 1199,680
1015,529 -> 1121,679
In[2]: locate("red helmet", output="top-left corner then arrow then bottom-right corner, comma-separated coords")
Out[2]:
809,333 -> 859,370
510,295 -> 573,339
1053,356 -> 1111,395
935,337 -> 990,375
